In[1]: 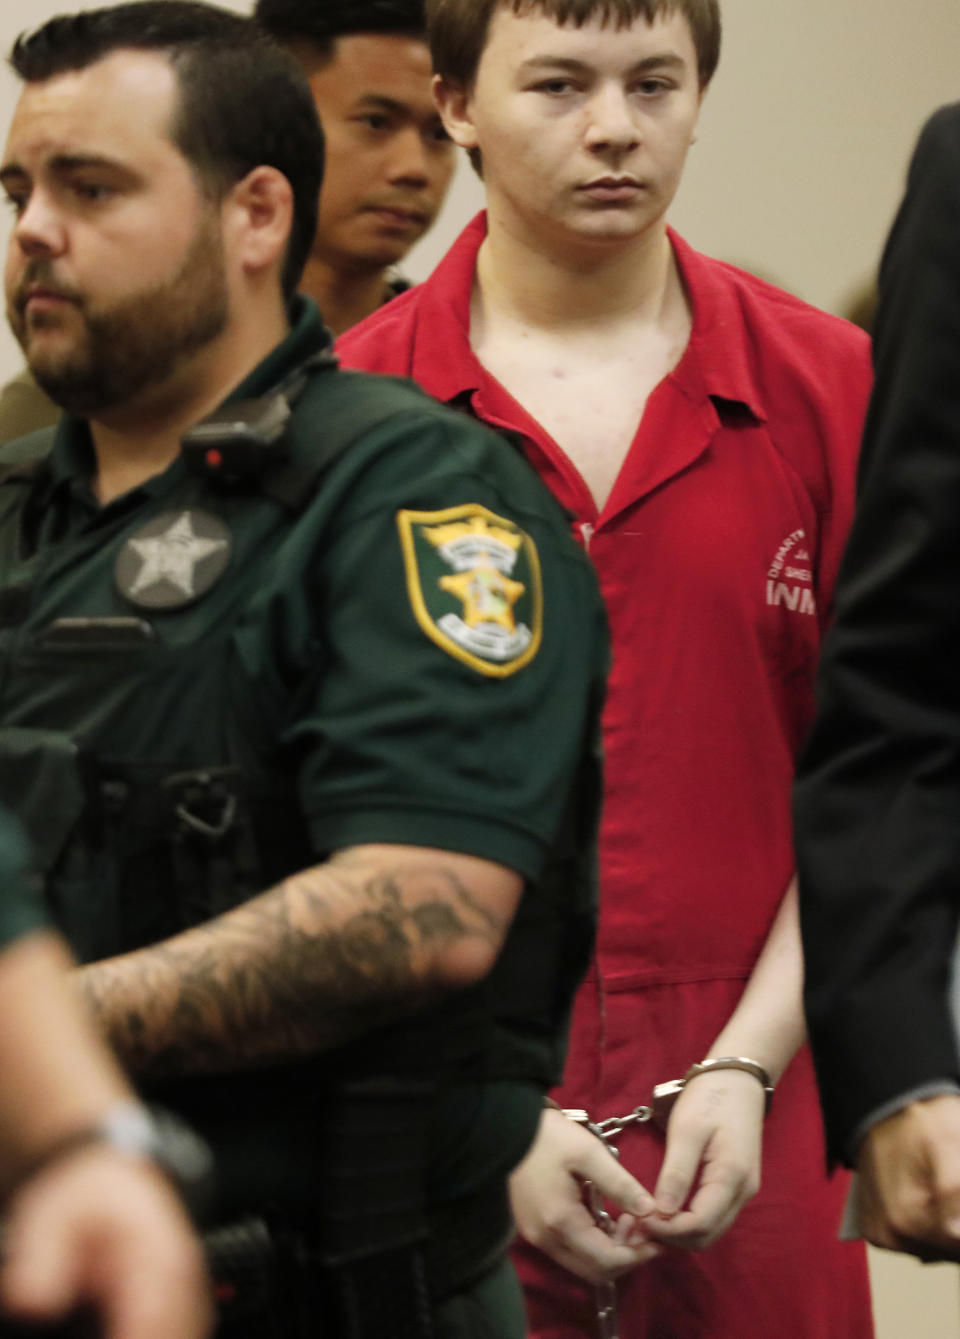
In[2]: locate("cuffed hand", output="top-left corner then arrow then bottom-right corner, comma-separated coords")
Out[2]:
509,1108 -> 660,1283
646,1067 -> 764,1250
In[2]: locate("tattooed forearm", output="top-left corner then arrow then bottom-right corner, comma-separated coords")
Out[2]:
76,850 -> 518,1079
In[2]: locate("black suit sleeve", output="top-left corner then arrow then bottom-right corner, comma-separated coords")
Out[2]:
795,102 -> 960,1164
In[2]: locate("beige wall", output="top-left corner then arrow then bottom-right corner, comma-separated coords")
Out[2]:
0,3 -> 958,1328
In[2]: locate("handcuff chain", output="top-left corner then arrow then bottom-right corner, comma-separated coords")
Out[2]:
559,1105 -> 654,1161
592,1107 -> 654,1142
559,1106 -> 650,1339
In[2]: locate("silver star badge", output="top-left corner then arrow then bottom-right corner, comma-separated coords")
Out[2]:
115,509 -> 232,610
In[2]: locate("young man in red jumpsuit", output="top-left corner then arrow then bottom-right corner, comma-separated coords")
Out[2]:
338,1 -> 875,1333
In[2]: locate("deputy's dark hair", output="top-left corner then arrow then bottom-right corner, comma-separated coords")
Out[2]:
9,1 -> 324,300
427,0 -> 720,88
253,0 -> 426,65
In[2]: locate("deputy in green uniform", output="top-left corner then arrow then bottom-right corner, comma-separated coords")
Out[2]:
0,5 -> 611,1337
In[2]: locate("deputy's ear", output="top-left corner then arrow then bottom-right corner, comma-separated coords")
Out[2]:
432,74 -> 478,151
223,165 -> 294,279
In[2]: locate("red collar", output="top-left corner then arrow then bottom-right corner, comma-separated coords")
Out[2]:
410,212 -> 767,423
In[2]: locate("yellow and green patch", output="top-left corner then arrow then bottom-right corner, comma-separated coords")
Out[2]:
397,504 -> 543,677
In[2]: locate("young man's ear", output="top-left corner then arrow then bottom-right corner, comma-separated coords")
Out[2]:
222,165 -> 294,280
432,74 -> 478,151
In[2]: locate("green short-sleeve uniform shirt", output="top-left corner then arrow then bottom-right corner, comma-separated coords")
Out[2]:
0,298 -> 607,1208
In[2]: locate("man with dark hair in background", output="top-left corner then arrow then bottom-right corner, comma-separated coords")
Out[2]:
0,4 -> 608,1337
340,1 -> 876,1335
252,0 -> 457,334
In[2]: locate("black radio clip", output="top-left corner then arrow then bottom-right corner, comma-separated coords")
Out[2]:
180,347 -> 336,487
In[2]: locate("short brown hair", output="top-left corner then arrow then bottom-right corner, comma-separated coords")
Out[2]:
427,0 -> 721,89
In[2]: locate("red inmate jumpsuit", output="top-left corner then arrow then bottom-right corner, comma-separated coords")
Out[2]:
339,215 -> 875,1339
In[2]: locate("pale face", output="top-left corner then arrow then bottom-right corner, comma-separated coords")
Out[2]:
438,6 -> 704,254
304,33 -> 457,273
2,50 -> 229,416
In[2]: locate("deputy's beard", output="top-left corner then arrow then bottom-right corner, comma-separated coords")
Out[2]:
10,216 -> 229,418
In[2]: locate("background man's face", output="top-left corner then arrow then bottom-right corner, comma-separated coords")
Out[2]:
1,50 -> 229,416
445,6 -> 703,252
303,33 -> 457,274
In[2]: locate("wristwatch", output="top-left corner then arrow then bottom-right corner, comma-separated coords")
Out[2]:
19,1101 -> 216,1221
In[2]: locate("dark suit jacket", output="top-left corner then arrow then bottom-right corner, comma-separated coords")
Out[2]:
795,102 -> 960,1164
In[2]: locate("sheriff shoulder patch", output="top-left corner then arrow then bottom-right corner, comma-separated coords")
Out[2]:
397,504 -> 543,677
